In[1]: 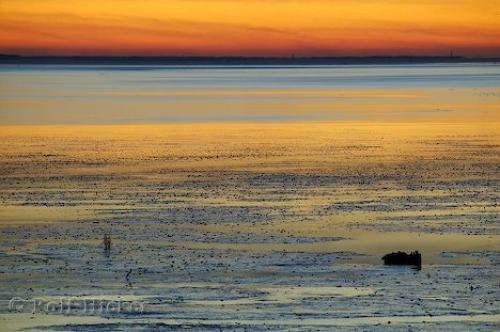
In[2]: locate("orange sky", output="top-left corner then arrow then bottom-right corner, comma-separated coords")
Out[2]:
1,0 -> 499,56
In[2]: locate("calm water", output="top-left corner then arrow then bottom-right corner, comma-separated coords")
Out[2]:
1,63 -> 499,124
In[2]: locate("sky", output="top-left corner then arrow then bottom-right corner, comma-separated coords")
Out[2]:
1,0 -> 499,57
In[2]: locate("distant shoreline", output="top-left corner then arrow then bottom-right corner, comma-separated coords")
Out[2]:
1,54 -> 499,65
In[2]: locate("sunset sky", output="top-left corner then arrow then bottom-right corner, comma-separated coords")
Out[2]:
1,0 -> 499,56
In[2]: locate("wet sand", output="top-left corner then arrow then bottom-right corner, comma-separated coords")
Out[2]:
0,122 -> 499,330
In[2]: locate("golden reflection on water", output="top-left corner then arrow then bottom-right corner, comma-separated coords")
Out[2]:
0,122 -> 499,264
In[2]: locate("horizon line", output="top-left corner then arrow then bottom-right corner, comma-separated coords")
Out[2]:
2,54 -> 499,65
2,54 -> 499,58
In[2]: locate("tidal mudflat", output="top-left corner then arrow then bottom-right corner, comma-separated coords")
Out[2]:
0,122 -> 499,330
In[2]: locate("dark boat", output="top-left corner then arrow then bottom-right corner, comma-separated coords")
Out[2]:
382,251 -> 422,267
